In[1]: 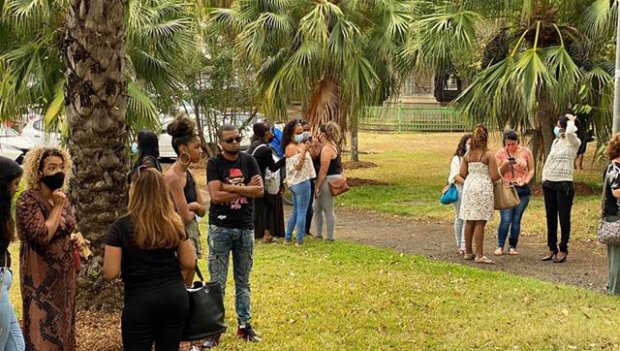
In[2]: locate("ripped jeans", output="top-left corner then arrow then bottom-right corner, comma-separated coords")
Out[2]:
208,225 -> 254,326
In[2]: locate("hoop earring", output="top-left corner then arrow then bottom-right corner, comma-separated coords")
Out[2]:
179,152 -> 191,166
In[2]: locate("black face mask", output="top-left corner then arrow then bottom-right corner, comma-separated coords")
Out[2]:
41,172 -> 65,191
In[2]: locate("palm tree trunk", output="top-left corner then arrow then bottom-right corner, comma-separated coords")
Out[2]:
63,0 -> 128,310
350,119 -> 359,162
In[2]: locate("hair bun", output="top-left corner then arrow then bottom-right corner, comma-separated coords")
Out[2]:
167,116 -> 196,138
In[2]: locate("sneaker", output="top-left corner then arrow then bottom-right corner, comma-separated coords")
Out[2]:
237,324 -> 261,342
202,335 -> 220,349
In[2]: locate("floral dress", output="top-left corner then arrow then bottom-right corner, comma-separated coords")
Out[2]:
459,162 -> 494,221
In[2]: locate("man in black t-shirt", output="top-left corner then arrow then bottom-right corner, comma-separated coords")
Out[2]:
206,124 -> 263,344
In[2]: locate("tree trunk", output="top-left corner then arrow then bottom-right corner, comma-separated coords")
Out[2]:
350,119 -> 359,162
63,0 -> 128,310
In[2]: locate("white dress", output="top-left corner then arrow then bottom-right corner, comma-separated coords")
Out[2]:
459,162 -> 494,221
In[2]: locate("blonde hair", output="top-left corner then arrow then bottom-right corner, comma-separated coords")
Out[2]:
128,168 -> 185,249
22,147 -> 73,190
321,121 -> 342,144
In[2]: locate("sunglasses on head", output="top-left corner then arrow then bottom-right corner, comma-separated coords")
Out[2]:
223,136 -> 243,144
131,164 -> 156,182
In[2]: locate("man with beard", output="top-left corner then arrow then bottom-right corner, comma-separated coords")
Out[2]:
205,124 -> 264,346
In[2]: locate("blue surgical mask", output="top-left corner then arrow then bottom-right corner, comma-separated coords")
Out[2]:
131,142 -> 139,154
293,134 -> 304,144
553,126 -> 561,138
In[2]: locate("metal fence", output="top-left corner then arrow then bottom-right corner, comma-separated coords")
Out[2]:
359,105 -> 466,132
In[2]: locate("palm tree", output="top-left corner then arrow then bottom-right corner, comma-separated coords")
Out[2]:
208,0 -> 417,161
0,0 -> 195,308
408,0 -> 616,162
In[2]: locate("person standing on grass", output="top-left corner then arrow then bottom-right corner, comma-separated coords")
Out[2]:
448,133 -> 471,255
494,130 -> 534,256
164,116 -> 205,287
313,121 -> 343,242
459,125 -> 500,264
16,147 -> 77,351
541,114 -> 581,263
248,121 -> 285,243
0,156 -> 24,351
103,168 -> 195,351
282,119 -> 316,246
207,124 -> 263,344
601,134 -> 620,294
300,120 -> 318,236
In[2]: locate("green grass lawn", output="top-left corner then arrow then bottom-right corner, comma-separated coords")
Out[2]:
341,132 -> 603,242
10,237 -> 620,350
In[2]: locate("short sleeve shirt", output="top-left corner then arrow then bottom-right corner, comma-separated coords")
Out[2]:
106,216 -> 185,295
207,153 -> 261,229
495,146 -> 533,185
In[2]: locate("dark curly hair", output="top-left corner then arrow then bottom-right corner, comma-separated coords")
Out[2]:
281,119 -> 302,154
167,114 -> 198,155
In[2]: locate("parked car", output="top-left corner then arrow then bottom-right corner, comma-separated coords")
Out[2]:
21,118 -> 61,147
0,126 -> 37,163
0,145 -> 24,163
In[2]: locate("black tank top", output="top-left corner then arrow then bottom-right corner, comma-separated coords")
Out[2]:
325,146 -> 342,175
184,171 -> 197,204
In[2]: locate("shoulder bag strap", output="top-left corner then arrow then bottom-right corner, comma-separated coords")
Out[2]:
251,143 -> 268,156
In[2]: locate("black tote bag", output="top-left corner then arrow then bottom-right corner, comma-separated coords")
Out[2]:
181,281 -> 227,341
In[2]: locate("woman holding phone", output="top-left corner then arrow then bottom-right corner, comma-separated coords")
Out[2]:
494,130 -> 534,256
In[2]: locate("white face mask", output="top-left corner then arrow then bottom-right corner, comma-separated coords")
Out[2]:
465,144 -> 471,152
293,134 -> 304,144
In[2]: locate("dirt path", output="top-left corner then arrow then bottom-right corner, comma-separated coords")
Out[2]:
326,208 -> 608,292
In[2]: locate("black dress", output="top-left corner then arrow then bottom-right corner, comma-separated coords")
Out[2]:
248,140 -> 286,238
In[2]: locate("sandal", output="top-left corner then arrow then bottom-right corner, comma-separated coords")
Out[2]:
494,248 -> 503,256
463,253 -> 476,260
474,256 -> 495,264
509,248 -> 518,255
458,249 -> 465,255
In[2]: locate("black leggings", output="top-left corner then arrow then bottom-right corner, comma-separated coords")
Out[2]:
543,181 -> 575,253
122,282 -> 189,351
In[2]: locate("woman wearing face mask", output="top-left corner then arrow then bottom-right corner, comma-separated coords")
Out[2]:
313,122 -> 343,241
282,119 -> 316,245
164,116 -> 204,286
128,130 -> 162,184
494,130 -> 534,256
248,121 -> 285,242
448,133 -> 471,255
16,147 -> 77,351
541,114 -> 581,263
0,156 -> 24,351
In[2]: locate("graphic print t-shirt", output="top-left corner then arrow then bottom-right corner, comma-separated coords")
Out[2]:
207,153 -> 261,229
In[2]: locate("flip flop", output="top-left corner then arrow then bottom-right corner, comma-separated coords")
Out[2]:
463,253 -> 476,260
474,256 -> 495,264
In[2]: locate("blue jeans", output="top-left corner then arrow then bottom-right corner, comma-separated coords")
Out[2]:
497,194 -> 531,249
208,225 -> 254,326
286,180 -> 311,243
453,185 -> 465,250
0,269 -> 25,351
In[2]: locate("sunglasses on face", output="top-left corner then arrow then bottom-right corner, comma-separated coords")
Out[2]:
223,136 -> 243,144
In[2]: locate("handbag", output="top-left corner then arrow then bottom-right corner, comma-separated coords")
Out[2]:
181,281 -> 228,341
597,171 -> 620,245
440,184 -> 458,205
251,144 -> 281,195
328,177 -> 350,197
493,151 -> 520,210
